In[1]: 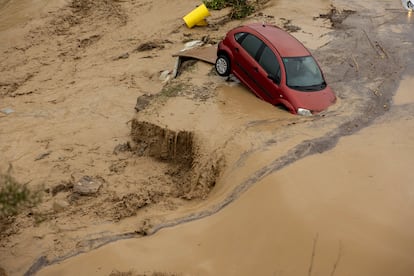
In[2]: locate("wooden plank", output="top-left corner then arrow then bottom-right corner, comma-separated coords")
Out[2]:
173,45 -> 217,64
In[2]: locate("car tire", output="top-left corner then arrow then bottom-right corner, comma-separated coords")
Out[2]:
408,1 -> 414,8
215,54 -> 231,77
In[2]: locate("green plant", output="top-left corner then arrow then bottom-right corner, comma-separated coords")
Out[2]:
203,0 -> 256,19
0,172 -> 41,219
204,0 -> 228,10
231,0 -> 255,19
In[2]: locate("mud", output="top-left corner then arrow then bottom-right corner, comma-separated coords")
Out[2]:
280,18 -> 301,32
135,40 -> 171,52
131,120 -> 194,166
130,120 -> 222,200
316,6 -> 356,28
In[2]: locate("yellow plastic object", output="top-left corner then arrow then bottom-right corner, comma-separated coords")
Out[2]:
183,4 -> 210,28
196,19 -> 208,26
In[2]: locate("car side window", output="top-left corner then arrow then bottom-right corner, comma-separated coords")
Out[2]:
258,45 -> 281,84
234,32 -> 246,43
239,34 -> 263,59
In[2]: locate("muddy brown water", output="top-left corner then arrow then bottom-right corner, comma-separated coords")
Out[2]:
394,76 -> 414,105
38,116 -> 414,276
1,0 -> 414,275
38,88 -> 414,276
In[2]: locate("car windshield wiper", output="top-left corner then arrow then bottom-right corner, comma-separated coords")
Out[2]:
308,83 -> 326,89
290,82 -> 326,91
290,85 -> 319,91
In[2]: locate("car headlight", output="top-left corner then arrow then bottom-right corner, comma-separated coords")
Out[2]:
297,108 -> 312,116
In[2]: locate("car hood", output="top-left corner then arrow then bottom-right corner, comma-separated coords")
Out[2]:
287,86 -> 336,113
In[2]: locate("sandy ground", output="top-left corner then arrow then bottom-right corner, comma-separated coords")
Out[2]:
1,0 -> 414,275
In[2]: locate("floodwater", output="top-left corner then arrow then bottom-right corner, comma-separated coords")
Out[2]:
394,76 -> 414,105
38,92 -> 414,276
39,16 -> 414,276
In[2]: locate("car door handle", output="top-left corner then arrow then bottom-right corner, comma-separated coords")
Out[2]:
253,67 -> 258,72
235,47 -> 239,52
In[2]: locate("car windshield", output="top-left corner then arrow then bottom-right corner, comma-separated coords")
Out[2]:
282,56 -> 326,92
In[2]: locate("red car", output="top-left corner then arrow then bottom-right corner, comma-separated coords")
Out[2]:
215,23 -> 336,115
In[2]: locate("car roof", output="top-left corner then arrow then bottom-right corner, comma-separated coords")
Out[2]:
243,23 -> 310,57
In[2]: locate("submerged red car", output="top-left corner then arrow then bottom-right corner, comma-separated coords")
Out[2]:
215,23 -> 336,115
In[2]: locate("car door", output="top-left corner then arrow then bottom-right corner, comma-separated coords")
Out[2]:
256,44 -> 284,104
232,33 -> 273,102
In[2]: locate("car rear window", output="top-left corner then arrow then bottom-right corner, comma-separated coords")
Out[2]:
239,34 -> 263,59
234,32 -> 246,42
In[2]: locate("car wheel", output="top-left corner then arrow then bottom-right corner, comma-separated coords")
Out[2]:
408,1 -> 414,8
215,55 -> 231,77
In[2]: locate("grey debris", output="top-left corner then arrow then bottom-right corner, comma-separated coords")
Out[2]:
35,151 -> 51,161
73,176 -> 103,195
135,94 -> 154,112
113,52 -> 129,60
159,70 -> 171,82
0,108 -> 14,115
